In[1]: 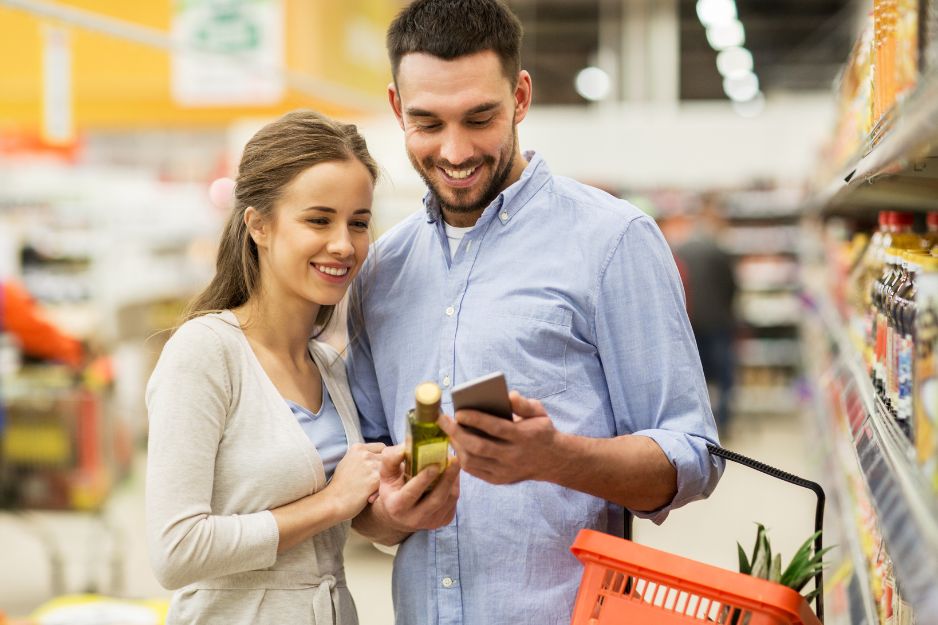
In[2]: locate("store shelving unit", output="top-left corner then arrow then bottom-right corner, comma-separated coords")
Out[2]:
723,189 -> 803,415
804,279 -> 938,621
816,66 -> 938,214
804,19 -> 938,622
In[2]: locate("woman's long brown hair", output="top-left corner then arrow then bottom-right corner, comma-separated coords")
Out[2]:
186,109 -> 379,336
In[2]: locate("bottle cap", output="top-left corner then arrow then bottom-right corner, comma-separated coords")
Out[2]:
893,212 -> 914,228
414,382 -> 442,422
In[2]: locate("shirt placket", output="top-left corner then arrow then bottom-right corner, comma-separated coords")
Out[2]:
432,210 -> 492,625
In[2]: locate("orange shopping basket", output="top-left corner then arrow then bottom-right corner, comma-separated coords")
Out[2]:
570,445 -> 825,625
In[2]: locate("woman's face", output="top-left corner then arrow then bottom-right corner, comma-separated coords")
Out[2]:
251,158 -> 374,309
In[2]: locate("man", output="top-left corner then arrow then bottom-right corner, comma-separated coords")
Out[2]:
673,193 -> 738,432
349,1 -> 723,623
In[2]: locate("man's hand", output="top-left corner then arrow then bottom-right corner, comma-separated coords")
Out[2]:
356,444 -> 460,543
438,391 -> 563,485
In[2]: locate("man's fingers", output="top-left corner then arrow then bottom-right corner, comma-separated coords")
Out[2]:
392,465 -> 441,510
380,445 -> 406,479
363,442 -> 387,453
454,409 -> 514,441
416,459 -> 460,509
509,390 -> 545,419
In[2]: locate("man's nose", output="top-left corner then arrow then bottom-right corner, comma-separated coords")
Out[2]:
439,127 -> 474,168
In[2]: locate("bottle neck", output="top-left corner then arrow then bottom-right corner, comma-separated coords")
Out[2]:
414,402 -> 440,423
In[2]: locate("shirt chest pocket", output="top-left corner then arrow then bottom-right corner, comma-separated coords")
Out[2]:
475,304 -> 573,399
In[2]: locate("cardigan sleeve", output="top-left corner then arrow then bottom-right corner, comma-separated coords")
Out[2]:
145,319 -> 280,590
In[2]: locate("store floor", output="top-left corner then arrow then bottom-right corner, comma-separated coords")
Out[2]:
0,411 -> 819,621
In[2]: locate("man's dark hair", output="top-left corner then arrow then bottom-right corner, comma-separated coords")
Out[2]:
387,0 -> 523,84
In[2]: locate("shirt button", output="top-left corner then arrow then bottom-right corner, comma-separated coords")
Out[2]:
445,306 -> 455,317
442,577 -> 455,588
442,375 -> 451,387
499,211 -> 509,222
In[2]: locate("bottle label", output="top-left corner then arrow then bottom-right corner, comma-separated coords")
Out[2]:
414,440 -> 449,475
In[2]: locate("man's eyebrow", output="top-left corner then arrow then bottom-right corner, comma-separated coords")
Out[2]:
404,102 -> 501,118
464,102 -> 500,116
404,107 -> 436,117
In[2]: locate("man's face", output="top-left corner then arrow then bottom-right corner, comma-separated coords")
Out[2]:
390,50 -> 531,223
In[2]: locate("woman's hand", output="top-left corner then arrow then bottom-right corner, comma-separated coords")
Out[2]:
327,442 -> 385,520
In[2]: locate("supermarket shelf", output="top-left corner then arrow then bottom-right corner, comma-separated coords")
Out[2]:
809,288 -> 938,621
817,68 -> 938,214
737,338 -> 802,367
732,385 -> 798,414
805,365 -> 878,625
737,282 -> 800,294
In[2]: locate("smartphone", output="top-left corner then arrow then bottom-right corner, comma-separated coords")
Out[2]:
451,372 -> 513,438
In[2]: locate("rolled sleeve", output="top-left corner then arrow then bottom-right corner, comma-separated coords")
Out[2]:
594,215 -> 724,523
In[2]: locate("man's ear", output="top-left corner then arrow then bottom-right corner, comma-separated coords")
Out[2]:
388,82 -> 405,130
244,207 -> 269,248
513,70 -> 533,125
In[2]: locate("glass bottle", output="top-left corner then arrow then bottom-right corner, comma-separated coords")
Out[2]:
404,381 -> 450,481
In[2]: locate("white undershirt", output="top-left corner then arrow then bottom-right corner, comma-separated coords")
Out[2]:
443,221 -> 474,257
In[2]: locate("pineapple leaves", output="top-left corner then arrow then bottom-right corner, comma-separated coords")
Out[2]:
737,542 -> 751,575
737,524 -> 833,603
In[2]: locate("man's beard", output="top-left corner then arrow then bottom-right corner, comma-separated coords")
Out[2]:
410,129 -> 517,217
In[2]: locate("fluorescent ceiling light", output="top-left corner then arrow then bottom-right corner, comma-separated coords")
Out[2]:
733,91 -> 765,117
575,66 -> 611,101
716,46 -> 754,78
696,0 -> 737,28
723,72 -> 760,102
706,19 -> 745,50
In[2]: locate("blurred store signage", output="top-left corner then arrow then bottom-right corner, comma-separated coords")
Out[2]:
40,24 -> 74,146
171,0 -> 285,107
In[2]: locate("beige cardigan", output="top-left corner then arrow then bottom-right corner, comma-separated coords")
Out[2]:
146,311 -> 364,625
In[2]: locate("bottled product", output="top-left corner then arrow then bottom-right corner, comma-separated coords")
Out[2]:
914,255 -> 938,490
895,251 -> 924,437
404,381 -> 449,481
850,211 -> 892,363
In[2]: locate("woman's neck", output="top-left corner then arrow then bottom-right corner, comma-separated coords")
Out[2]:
233,293 -> 321,368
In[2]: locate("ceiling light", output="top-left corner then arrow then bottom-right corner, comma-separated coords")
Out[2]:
723,72 -> 760,102
733,91 -> 765,117
706,19 -> 745,50
696,0 -> 737,28
716,46 -> 754,78
575,66 -> 611,101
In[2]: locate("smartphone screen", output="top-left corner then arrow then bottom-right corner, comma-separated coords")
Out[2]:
451,371 -> 513,420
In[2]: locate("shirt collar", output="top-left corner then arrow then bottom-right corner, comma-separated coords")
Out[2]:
423,151 -> 550,225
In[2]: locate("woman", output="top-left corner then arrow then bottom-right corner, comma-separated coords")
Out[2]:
146,110 -> 383,625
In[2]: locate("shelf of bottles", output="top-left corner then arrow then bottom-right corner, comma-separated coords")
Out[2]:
812,0 -> 938,213
802,211 -> 938,623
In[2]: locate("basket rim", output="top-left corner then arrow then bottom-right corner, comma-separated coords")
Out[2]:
571,529 -> 821,624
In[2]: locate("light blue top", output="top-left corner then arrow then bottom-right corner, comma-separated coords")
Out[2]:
347,152 -> 723,625
285,380 -> 347,481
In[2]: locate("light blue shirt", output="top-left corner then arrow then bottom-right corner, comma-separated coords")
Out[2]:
285,379 -> 347,480
347,153 -> 722,625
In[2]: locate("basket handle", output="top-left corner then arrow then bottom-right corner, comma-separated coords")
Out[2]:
707,444 -> 826,622
622,444 -> 827,621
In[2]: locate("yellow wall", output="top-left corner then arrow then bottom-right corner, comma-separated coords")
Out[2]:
0,0 -> 400,130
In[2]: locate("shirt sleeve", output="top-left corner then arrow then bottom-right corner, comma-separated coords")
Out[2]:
346,268 -> 393,444
145,321 -> 279,590
593,215 -> 724,524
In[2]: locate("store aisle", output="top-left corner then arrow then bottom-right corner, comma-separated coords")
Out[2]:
0,410 -> 816,622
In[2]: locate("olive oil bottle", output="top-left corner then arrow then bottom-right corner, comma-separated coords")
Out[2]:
404,382 -> 450,480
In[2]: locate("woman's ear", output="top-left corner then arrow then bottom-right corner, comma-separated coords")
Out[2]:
244,207 -> 268,248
